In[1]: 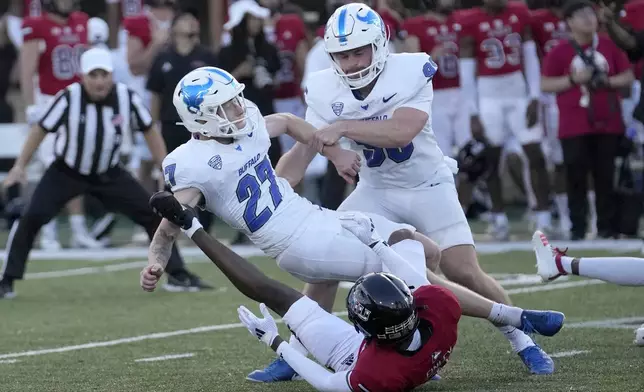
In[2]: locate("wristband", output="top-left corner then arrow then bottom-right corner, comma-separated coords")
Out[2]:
182,217 -> 202,238
271,335 -> 285,352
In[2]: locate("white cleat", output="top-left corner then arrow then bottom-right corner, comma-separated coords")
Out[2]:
635,324 -> 644,346
39,237 -> 62,251
70,233 -> 105,249
532,230 -> 566,282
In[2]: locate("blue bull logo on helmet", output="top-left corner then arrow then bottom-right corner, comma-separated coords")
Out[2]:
356,9 -> 385,35
180,77 -> 214,114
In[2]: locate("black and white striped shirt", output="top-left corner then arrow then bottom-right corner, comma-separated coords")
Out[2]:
38,82 -> 152,176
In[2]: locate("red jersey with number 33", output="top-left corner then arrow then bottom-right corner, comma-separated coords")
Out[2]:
273,14 -> 307,99
22,12 -> 89,96
401,15 -> 460,90
348,286 -> 460,392
457,1 -> 531,77
530,8 -> 568,58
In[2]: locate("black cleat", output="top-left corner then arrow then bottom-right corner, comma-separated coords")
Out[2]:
163,271 -> 213,292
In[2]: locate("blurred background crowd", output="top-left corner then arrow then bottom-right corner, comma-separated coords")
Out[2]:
0,0 -> 643,250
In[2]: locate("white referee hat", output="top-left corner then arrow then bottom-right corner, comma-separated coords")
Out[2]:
81,47 -> 114,74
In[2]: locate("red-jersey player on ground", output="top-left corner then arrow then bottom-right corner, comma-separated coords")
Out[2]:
457,0 -> 553,241
530,0 -> 571,238
144,192 -> 565,391
402,0 -> 468,158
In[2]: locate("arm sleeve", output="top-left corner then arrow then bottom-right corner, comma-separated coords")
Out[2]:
38,88 -> 69,133
129,89 -> 153,132
276,342 -> 352,392
522,40 -> 542,99
348,369 -> 387,392
372,241 -> 430,290
145,53 -> 165,94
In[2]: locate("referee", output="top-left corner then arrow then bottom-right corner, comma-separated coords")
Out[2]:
0,48 -> 211,298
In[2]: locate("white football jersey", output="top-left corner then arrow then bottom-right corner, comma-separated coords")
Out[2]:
304,53 -> 453,189
163,100 -> 318,257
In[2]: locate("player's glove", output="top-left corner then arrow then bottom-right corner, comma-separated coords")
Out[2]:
237,303 -> 279,347
339,211 -> 384,248
149,191 -> 202,238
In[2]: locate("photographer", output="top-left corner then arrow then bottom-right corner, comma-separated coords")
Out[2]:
541,0 -> 634,240
601,0 -> 644,127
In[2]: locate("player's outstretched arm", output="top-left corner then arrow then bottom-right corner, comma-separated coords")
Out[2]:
142,188 -> 202,291
148,191 -> 302,316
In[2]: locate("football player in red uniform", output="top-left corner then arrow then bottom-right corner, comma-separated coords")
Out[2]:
458,0 -> 553,241
144,191 -> 565,391
530,0 -> 573,238
6,0 -> 41,49
19,0 -> 102,250
402,0 -> 468,158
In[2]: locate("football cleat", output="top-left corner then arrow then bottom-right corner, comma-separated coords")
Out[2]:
518,345 -> 555,375
0,281 -> 16,299
635,324 -> 644,346
163,271 -> 214,292
520,310 -> 565,337
532,230 -> 568,282
246,357 -> 298,383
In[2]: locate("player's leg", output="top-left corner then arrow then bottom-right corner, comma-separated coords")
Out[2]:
432,89 -> 456,157
0,162 -> 88,297
36,134 -> 61,250
533,230 -> 644,285
478,99 -> 508,240
542,97 -> 571,237
402,182 -> 555,374
512,98 -> 553,233
560,136 -> 590,240
588,134 -> 620,238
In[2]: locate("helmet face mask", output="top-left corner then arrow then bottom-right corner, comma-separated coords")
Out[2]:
324,4 -> 390,90
347,273 -> 419,345
174,67 -> 257,138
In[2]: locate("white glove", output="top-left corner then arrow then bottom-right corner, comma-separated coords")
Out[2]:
25,105 -> 43,125
339,211 -> 383,247
237,303 -> 279,347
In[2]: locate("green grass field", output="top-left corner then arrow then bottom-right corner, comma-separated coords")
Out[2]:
1,247 -> 643,392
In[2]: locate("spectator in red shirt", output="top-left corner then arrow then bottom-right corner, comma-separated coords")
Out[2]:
542,0 -> 634,240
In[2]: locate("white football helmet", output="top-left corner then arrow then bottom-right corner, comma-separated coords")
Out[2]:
323,3 -> 389,89
88,17 -> 109,48
173,67 -> 257,138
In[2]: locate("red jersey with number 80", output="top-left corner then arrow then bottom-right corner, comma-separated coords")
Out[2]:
22,12 -> 89,96
530,8 -> 568,58
457,1 -> 531,77
401,15 -> 460,90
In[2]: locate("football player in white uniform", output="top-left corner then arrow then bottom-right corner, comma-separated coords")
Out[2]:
140,66 -> 442,304
248,2 -> 556,381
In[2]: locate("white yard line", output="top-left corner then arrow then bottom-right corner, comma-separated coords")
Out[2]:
0,311 -> 346,361
550,350 -> 591,358
567,317 -> 644,330
505,279 -> 604,294
0,359 -> 19,364
135,353 -> 195,363
6,239 -> 642,262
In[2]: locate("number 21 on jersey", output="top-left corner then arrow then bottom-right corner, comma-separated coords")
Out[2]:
236,156 -> 283,233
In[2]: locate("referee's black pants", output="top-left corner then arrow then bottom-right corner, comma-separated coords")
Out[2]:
2,160 -> 188,280
560,133 -> 621,238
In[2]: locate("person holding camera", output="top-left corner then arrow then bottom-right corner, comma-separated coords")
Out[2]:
600,0 -> 644,129
541,0 -> 635,240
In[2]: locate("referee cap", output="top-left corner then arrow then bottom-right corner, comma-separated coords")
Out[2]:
81,47 -> 113,74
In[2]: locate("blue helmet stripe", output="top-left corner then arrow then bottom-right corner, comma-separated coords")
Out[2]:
209,68 -> 233,83
337,8 -> 348,43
